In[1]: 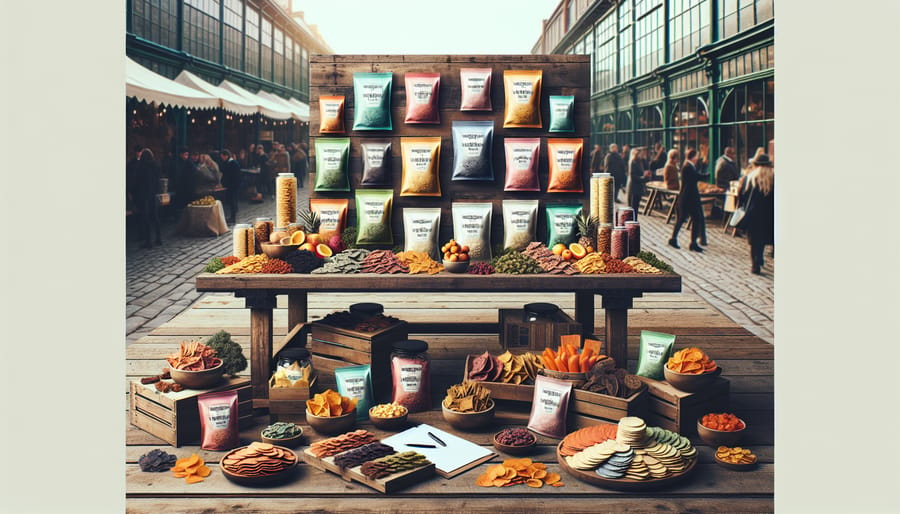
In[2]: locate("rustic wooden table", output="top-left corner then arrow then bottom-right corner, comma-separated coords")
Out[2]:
196,272 -> 682,407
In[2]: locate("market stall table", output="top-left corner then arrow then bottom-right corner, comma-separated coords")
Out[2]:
176,200 -> 228,237
195,272 -> 682,406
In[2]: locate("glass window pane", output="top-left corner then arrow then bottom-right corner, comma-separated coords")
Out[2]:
739,5 -> 754,30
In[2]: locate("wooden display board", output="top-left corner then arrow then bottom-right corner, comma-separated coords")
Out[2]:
309,54 -> 591,249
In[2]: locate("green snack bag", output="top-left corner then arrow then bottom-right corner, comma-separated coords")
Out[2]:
548,95 -> 575,132
635,330 -> 677,380
314,138 -> 350,191
545,204 -> 582,247
335,364 -> 373,420
352,72 -> 393,131
355,189 -> 394,245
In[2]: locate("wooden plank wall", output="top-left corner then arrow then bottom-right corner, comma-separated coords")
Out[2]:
308,55 -> 591,249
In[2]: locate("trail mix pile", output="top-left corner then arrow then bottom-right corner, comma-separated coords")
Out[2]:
492,251 -> 542,274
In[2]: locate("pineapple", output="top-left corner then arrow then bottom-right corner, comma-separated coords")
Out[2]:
297,209 -> 322,246
575,213 -> 598,253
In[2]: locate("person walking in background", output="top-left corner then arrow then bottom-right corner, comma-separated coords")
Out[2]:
625,147 -> 651,219
194,153 -> 222,198
668,148 -> 709,252
126,144 -> 143,217
171,146 -> 196,217
293,142 -> 309,188
715,146 -> 740,190
737,154 -> 775,274
649,145 -> 667,179
747,147 -> 765,170
220,149 -> 242,225
662,149 -> 681,191
135,148 -> 162,249
604,143 -> 627,202
590,144 -> 603,174
254,144 -> 270,198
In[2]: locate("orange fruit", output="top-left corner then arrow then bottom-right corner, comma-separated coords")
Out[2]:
552,243 -> 566,255
305,233 -> 321,247
444,251 -> 452,260
561,249 -> 573,261
448,254 -> 459,262
460,245 -> 470,253
458,253 -> 469,262
450,245 -> 459,254
315,243 -> 333,259
299,242 -> 315,253
290,230 -> 306,245
569,243 -> 587,259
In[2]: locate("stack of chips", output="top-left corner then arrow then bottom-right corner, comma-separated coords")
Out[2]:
624,453 -> 651,480
594,447 -> 634,479
565,439 -> 628,471
616,417 -> 649,448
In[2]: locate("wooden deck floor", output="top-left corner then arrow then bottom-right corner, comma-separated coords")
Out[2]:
126,291 -> 774,513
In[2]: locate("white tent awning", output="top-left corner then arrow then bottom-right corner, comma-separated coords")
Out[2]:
257,91 -> 309,122
288,97 -> 311,120
126,57 -> 219,110
173,70 -> 259,116
218,80 -> 293,120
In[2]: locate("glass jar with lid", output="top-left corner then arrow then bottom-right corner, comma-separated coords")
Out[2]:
232,223 -> 255,259
275,173 -> 297,228
611,226 -> 628,260
390,340 -> 431,412
254,217 -> 274,247
274,347 -> 314,386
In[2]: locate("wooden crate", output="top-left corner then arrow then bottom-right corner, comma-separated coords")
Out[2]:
309,320 -> 409,401
268,375 -> 318,423
302,447 -> 435,493
129,378 -> 253,447
498,309 -> 582,351
638,376 -> 730,435
463,355 -> 647,425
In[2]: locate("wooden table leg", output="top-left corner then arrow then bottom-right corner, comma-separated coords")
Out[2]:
241,293 -> 276,408
643,189 -> 657,216
574,291 -> 595,337
666,193 -> 679,224
602,294 -> 635,368
288,292 -> 308,329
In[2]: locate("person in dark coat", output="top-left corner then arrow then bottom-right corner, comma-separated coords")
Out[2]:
625,147 -> 651,219
603,143 -> 627,202
172,146 -> 197,214
292,142 -> 309,188
589,144 -> 603,174
738,154 -> 775,274
649,145 -> 667,179
668,148 -> 709,252
135,148 -> 162,248
714,146 -> 740,190
126,144 -> 143,216
220,149 -> 242,224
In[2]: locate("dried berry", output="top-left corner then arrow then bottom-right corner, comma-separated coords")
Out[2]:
468,262 -> 495,275
496,428 -> 536,446
260,258 -> 293,274
139,449 -> 178,472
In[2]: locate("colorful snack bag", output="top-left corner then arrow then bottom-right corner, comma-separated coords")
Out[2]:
404,72 -> 441,124
310,198 -> 348,243
527,375 -> 572,439
314,138 -> 350,191
548,95 -> 575,132
319,95 -> 345,133
547,138 -> 584,192
452,202 -> 492,262
403,208 -> 441,261
360,140 -> 393,186
635,330 -> 677,380
355,189 -> 394,245
198,390 -> 239,451
503,137 -> 541,191
352,72 -> 393,131
546,204 -> 583,247
503,70 -> 542,128
502,199 -> 539,251
451,120 -> 494,181
459,68 -> 492,111
400,137 -> 442,196
335,364 -> 374,420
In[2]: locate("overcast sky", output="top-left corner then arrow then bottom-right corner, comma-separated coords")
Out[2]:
297,0 -> 563,54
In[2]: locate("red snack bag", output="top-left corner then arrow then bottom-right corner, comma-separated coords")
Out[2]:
404,73 -> 440,124
527,375 -> 572,439
198,390 -> 239,451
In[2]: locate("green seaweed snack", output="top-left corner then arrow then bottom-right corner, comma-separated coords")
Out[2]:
548,95 -> 575,132
355,189 -> 394,245
353,72 -> 393,131
546,204 -> 583,247
314,138 -> 350,191
635,330 -> 677,380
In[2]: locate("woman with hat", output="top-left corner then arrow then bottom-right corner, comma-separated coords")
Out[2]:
737,153 -> 774,274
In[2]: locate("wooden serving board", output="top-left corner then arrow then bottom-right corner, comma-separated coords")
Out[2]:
302,447 -> 435,493
556,441 -> 697,491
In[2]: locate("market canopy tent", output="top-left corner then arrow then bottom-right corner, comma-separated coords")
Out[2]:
126,57 -> 219,110
218,80 -> 293,120
174,70 -> 259,116
257,91 -> 309,121
288,98 -> 311,121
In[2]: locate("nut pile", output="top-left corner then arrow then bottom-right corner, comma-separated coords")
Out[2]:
260,258 -> 293,274
492,251 -> 542,274
521,242 -> 578,274
369,403 -> 408,418
308,430 -> 377,458
312,248 -> 370,274
361,451 -> 431,479
361,250 -> 409,274
495,428 -> 536,447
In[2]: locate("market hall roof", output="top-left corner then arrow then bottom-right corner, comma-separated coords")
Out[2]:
126,57 -> 219,110
218,80 -> 294,120
173,70 -> 259,116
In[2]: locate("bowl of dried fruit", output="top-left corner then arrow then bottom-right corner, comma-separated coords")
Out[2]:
169,360 -> 224,389
442,259 -> 470,274
368,403 -> 409,431
260,422 -> 304,448
493,427 -> 537,455
697,413 -> 746,447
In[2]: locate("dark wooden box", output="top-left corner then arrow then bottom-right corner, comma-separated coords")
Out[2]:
129,377 -> 252,447
638,376 -> 730,435
268,375 -> 318,423
498,309 -> 582,352
309,320 -> 409,401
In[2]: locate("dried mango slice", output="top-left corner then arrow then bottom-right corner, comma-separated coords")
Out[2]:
195,465 -> 211,477
476,474 -> 494,487
525,478 -> 543,488
185,474 -> 205,484
543,472 -> 561,485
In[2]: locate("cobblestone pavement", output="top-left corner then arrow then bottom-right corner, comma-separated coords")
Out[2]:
125,193 -> 774,346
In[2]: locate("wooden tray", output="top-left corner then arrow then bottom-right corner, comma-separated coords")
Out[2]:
556,441 -> 697,491
302,447 -> 435,493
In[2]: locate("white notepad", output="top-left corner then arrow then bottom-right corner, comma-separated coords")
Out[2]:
381,424 -> 495,478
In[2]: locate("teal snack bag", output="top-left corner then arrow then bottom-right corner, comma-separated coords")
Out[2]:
355,189 -> 394,245
335,364 -> 374,420
548,95 -> 575,132
353,72 -> 393,131
545,204 -> 583,247
314,138 -> 350,191
635,330 -> 677,380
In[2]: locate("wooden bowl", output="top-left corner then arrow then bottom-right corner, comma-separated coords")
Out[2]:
713,453 -> 758,471
260,242 -> 300,259
538,368 -> 587,388
305,409 -> 357,436
368,406 -> 409,431
664,365 -> 722,393
260,425 -> 304,448
696,417 -> 746,447
442,259 -> 470,273
169,361 -> 224,389
441,400 -> 494,431
492,429 -> 537,456
219,445 -> 299,487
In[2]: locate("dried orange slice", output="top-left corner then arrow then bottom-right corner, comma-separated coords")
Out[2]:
525,478 -> 543,488
476,473 -> 494,487
316,243 -> 333,259
568,243 -> 587,259
544,472 -> 561,485
290,230 -> 306,245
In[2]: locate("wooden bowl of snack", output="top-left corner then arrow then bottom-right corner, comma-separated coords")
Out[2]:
306,408 -> 357,436
664,365 -> 721,393
169,360 -> 224,389
713,447 -> 758,471
368,404 -> 409,431
442,259 -> 470,273
697,414 -> 746,447
260,241 -> 300,259
442,400 -> 495,431
493,428 -> 537,456
220,443 -> 299,487
260,422 -> 304,448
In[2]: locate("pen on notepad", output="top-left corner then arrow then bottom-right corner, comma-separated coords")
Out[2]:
427,431 -> 447,447
406,443 -> 437,448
